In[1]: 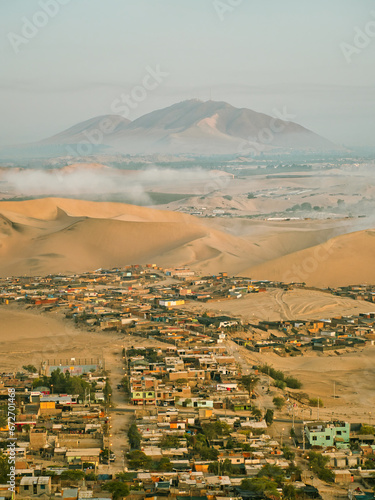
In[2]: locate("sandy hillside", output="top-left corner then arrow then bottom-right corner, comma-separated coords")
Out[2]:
230,341 -> 375,423
0,198 -> 260,276
181,288 -> 375,322
0,306 -> 121,372
0,197 -> 374,285
242,229 -> 375,287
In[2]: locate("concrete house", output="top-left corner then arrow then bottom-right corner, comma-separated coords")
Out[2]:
305,421 -> 350,448
19,476 -> 51,497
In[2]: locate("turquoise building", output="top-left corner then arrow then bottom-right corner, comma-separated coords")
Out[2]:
305,421 -> 350,449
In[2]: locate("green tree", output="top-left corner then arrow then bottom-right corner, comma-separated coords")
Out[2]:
282,484 -> 297,500
286,464 -> 302,481
175,378 -> 188,385
208,459 -> 233,475
0,405 -> 7,429
60,470 -> 85,480
202,421 -> 231,442
241,477 -> 280,498
159,434 -> 180,449
155,457 -> 173,471
282,446 -> 295,460
307,451 -> 334,482
241,375 -> 259,397
128,423 -> 141,450
274,380 -> 287,390
127,450 -> 152,469
23,364 -> 38,373
258,463 -> 285,486
103,379 -> 112,406
265,409 -> 274,426
359,425 -> 375,435
0,453 -> 10,483
102,480 -> 130,500
273,397 -> 285,410
362,454 -> 375,469
85,472 -> 97,481
251,407 -> 263,420
285,376 -> 302,389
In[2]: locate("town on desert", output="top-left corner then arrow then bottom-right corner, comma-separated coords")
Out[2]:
1,2 -> 375,500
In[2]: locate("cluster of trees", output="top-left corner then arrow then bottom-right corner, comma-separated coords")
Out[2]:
362,453 -> 375,470
127,450 -> 173,472
241,464 -> 286,498
159,434 -> 181,449
128,422 -> 141,449
126,347 -> 161,363
201,421 -> 231,442
0,453 -> 10,483
187,433 -> 219,460
240,463 -> 302,498
102,480 -> 130,500
32,369 -> 95,401
257,364 -> 302,389
359,425 -> 375,435
23,364 -> 38,373
209,458 -> 241,475
286,202 -> 314,212
307,451 -> 334,482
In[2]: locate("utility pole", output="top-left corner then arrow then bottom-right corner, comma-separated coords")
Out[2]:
302,426 -> 305,451
292,405 -> 295,431
317,397 -> 320,421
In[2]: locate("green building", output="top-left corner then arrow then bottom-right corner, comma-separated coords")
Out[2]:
305,421 -> 350,449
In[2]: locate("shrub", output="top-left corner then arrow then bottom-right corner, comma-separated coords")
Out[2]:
274,380 -> 286,390
273,397 -> 285,410
285,376 -> 302,389
309,398 -> 324,408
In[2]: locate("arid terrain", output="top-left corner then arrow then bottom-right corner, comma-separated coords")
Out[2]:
0,306 -> 119,373
228,340 -> 375,425
1,304 -> 374,426
181,288 -> 375,322
0,196 -> 374,286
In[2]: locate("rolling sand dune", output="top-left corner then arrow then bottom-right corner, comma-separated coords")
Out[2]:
0,198 -> 373,285
0,198 -> 258,276
242,229 -> 375,287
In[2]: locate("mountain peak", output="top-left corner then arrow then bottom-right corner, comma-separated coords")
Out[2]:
2,100 -> 340,158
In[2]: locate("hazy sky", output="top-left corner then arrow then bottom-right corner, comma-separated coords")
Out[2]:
1,0 -> 374,147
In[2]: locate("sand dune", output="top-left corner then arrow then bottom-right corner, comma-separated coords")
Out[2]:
0,198 -> 373,284
242,229 -> 375,287
0,197 -> 193,222
0,198 -> 257,276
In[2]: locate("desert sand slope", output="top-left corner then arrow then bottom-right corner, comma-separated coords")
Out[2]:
0,307 -> 118,372
242,229 -> 375,287
181,289 -> 375,322
0,198 -> 257,276
0,197 -> 194,222
0,198 -> 374,283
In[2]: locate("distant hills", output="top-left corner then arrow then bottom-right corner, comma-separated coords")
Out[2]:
0,100 -> 340,158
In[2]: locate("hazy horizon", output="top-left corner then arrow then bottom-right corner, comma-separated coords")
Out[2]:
1,0 -> 375,148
